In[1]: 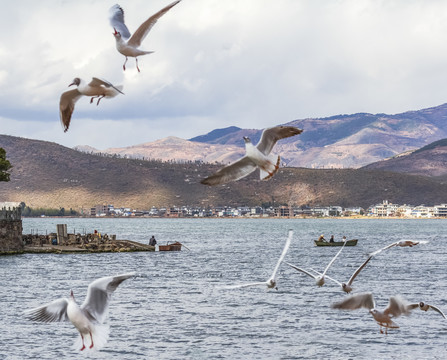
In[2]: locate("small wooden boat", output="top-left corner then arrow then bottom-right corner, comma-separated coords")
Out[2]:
314,239 -> 358,247
158,241 -> 182,251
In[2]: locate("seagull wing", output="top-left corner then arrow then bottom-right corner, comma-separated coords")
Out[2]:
109,4 -> 131,39
127,0 -> 181,48
89,78 -> 124,94
221,281 -> 268,289
331,292 -> 375,310
346,255 -> 373,286
24,298 -> 69,323
323,273 -> 343,286
270,230 -> 292,280
369,242 -> 398,257
59,88 -> 82,132
406,303 -> 420,311
285,262 -> 317,280
81,272 -> 135,324
321,240 -> 347,276
256,126 -> 303,155
385,296 -> 410,318
425,304 -> 447,319
200,156 -> 257,186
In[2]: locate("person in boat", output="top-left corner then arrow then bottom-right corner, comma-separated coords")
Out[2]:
342,236 -> 347,242
330,235 -> 335,243
149,235 -> 157,246
318,234 -> 326,242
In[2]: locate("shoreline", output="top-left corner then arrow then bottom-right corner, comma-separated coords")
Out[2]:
20,215 -> 447,220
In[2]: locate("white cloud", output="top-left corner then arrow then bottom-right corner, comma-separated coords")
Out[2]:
2,0 -> 447,149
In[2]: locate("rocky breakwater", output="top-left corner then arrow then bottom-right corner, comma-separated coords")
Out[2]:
22,232 -> 154,254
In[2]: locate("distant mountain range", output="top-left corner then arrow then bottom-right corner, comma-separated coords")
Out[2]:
363,138 -> 447,177
76,103 -> 447,169
2,133 -> 447,210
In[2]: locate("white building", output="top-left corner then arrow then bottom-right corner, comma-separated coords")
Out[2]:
370,200 -> 399,217
434,204 -> 447,217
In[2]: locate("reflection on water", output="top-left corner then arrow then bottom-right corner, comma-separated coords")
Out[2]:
1,218 -> 447,359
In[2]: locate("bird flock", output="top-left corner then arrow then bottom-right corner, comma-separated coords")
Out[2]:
59,1 -> 183,133
58,0 -> 303,185
222,235 -> 445,335
22,238 -> 446,352
26,0 -> 445,354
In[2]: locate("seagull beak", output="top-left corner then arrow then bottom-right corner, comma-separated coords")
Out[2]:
113,27 -> 118,35
68,82 -> 75,87
70,289 -> 74,298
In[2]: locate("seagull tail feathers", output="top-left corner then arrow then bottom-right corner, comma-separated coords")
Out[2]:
72,324 -> 110,352
260,155 -> 280,180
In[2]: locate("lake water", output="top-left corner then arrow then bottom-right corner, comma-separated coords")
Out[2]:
1,218 -> 447,359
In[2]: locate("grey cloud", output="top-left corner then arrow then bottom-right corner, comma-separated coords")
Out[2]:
2,0 -> 447,149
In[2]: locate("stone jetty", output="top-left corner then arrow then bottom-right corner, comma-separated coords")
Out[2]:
1,203 -> 154,255
21,232 -> 155,254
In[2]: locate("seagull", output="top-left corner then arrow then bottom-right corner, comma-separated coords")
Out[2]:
406,301 -> 447,319
221,230 -> 293,290
201,126 -> 303,186
323,255 -> 373,293
331,292 -> 412,334
109,0 -> 182,72
369,240 -> 429,257
24,272 -> 136,351
285,239 -> 347,287
59,77 -> 124,132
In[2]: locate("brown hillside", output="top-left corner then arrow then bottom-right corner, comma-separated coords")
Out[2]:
363,139 -> 447,178
1,134 -> 447,210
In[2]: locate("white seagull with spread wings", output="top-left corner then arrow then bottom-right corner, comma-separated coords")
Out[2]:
407,301 -> 447,319
332,292 -> 446,334
59,77 -> 124,132
201,126 -> 303,186
24,272 -> 136,351
221,230 -> 293,290
369,240 -> 429,257
109,1 -> 182,72
324,255 -> 373,293
332,292 -> 410,334
285,240 -> 347,287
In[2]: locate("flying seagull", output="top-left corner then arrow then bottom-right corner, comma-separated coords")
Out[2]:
369,240 -> 429,257
59,77 -> 124,132
331,292 -> 412,334
406,301 -> 447,319
285,239 -> 347,287
323,255 -> 373,293
201,126 -> 303,186
221,230 -> 293,290
24,272 -> 136,351
109,0 -> 182,72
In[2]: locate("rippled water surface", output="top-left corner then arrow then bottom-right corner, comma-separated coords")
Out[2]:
2,218 -> 447,359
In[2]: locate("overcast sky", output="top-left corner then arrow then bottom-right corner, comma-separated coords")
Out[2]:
1,0 -> 447,150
